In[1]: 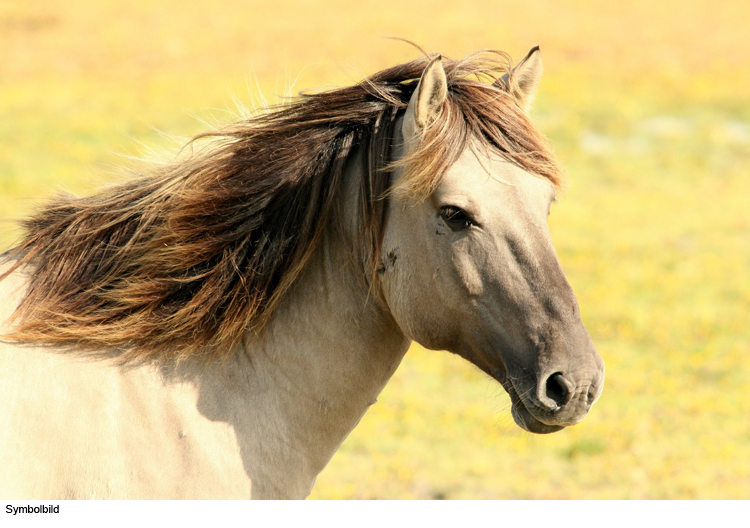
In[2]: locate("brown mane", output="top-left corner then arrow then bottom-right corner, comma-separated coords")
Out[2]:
0,51 -> 563,363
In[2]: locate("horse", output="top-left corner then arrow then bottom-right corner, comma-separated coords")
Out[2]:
0,47 -> 604,499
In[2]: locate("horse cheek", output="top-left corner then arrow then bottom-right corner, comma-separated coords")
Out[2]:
451,243 -> 485,300
378,249 -> 443,350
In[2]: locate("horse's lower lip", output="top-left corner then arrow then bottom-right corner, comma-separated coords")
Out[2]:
497,375 -> 565,435
510,399 -> 565,434
490,368 -> 565,434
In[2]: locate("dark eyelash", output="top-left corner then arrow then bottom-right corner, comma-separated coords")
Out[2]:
439,206 -> 474,230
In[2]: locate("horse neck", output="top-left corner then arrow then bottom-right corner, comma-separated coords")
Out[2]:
196,151 -> 410,498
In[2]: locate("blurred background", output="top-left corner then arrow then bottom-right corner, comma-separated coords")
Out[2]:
1,0 -> 748,499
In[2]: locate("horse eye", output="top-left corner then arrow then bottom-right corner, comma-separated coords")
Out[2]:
439,206 -> 473,230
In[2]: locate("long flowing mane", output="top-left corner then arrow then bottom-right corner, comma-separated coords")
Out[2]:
0,51 -> 563,363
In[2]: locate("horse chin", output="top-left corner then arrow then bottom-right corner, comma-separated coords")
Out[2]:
510,400 -> 565,435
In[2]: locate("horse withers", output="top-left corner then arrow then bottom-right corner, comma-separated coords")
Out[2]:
0,47 -> 603,498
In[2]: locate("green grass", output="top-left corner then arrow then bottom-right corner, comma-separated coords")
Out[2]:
2,0 -> 749,499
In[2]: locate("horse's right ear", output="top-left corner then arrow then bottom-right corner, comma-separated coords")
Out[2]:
403,56 -> 448,143
495,46 -> 543,111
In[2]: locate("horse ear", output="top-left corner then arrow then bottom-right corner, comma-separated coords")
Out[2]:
403,55 -> 448,142
495,46 -> 543,111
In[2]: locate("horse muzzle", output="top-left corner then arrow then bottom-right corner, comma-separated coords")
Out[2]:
500,365 -> 605,435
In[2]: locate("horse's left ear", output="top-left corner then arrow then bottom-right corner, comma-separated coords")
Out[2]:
403,55 -> 448,142
495,46 -> 543,111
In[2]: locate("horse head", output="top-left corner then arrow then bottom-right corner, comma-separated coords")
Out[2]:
380,49 -> 605,434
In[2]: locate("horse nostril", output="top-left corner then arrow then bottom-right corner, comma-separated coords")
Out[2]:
545,372 -> 571,407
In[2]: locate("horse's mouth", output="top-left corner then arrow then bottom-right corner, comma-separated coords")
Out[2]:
494,371 -> 565,435
508,390 -> 565,434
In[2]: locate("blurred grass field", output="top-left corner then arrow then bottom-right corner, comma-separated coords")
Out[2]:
1,0 -> 749,499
